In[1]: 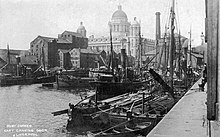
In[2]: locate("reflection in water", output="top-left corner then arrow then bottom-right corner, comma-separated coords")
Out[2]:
0,84 -> 90,137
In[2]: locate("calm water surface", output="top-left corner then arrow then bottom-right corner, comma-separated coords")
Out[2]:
0,84 -> 90,137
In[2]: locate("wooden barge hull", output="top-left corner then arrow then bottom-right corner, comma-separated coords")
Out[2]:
57,77 -> 96,89
89,80 -> 150,100
33,75 -> 56,84
0,77 -> 33,86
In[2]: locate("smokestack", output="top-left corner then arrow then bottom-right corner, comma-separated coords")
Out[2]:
155,12 -> 161,68
155,12 -> 161,40
121,49 -> 126,70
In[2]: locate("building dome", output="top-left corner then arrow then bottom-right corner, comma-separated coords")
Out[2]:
77,22 -> 86,37
112,5 -> 127,20
77,22 -> 85,31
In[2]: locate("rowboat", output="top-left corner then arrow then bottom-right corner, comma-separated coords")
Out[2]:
87,116 -> 157,137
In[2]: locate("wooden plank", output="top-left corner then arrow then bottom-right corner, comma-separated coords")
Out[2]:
207,0 -> 218,120
51,109 -> 68,116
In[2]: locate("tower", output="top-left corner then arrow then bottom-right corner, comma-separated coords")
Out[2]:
155,12 -> 161,40
77,22 -> 87,38
129,17 -> 140,57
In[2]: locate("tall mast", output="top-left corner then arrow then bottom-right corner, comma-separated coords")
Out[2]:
178,30 -> 181,78
169,0 -> 175,91
139,25 -> 142,70
7,43 -> 10,65
164,25 -> 168,71
189,26 -> 192,66
42,45 -> 46,74
109,23 -> 114,74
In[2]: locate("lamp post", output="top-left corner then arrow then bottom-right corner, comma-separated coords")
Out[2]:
201,32 -> 205,64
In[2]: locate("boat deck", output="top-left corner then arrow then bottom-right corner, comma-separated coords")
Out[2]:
147,78 -> 210,137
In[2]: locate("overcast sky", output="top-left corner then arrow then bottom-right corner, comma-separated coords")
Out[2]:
0,0 -> 205,50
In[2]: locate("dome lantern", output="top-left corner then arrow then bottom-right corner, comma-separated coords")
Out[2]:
118,5 -> 122,10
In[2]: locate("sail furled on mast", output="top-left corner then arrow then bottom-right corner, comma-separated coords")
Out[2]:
157,25 -> 168,71
178,38 -> 188,75
175,31 -> 182,78
169,0 -> 175,91
107,22 -> 114,73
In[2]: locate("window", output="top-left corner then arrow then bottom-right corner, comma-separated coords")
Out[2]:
36,45 -> 38,48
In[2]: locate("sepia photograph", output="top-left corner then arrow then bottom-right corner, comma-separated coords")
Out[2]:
0,0 -> 219,137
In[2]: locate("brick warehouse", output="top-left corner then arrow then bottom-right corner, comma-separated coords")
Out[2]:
30,23 -> 88,69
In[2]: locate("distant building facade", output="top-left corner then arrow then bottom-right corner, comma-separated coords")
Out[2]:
0,49 -> 38,75
58,48 -> 102,69
144,33 -> 188,68
30,22 -> 88,69
88,5 -> 155,64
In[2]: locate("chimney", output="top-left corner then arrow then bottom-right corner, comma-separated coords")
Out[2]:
155,12 -> 161,68
121,49 -> 126,70
155,12 -> 161,40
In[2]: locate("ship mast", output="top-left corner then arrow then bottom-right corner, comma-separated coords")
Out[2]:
139,25 -> 142,74
42,45 -> 46,75
164,25 -> 168,71
7,43 -> 10,65
169,0 -> 175,91
189,26 -> 192,67
109,23 -> 114,75
178,30 -> 181,79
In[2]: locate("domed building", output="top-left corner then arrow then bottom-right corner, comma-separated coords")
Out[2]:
77,22 -> 86,38
88,5 -> 155,64
110,5 -> 130,38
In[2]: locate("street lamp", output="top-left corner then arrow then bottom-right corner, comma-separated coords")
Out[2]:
201,32 -> 205,46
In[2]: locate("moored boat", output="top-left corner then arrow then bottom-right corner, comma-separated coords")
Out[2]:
87,116 -> 157,137
57,74 -> 96,89
0,75 -> 34,86
33,75 -> 56,84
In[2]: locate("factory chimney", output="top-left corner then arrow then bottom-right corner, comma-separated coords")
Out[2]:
155,12 -> 161,67
155,12 -> 161,40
